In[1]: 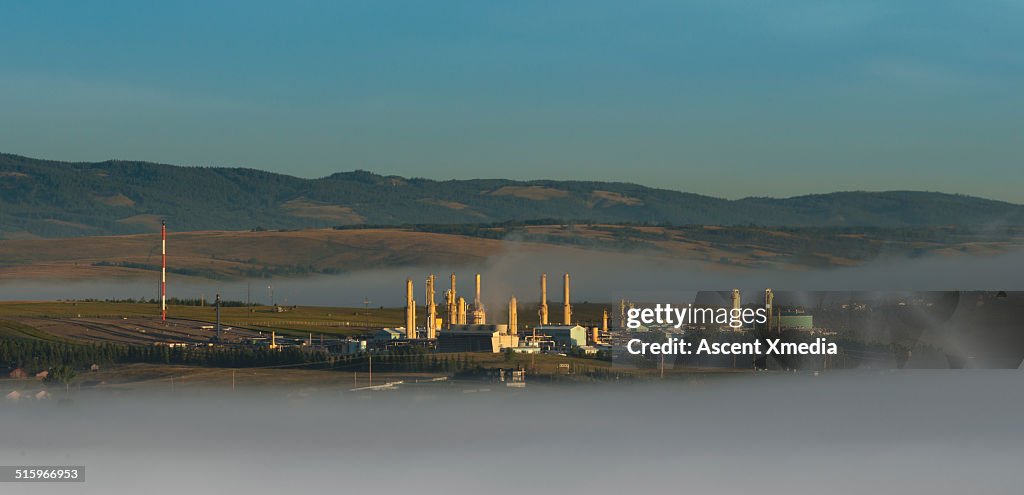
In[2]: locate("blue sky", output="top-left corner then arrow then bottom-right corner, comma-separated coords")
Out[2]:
1,1 -> 1021,202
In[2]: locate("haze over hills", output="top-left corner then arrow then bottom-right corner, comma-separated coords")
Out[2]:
2,153 -> 1023,239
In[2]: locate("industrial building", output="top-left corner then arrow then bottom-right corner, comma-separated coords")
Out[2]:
534,325 -> 588,348
436,324 -> 519,353
397,270 -> 593,355
375,328 -> 406,342
338,339 -> 368,355
773,310 -> 813,330
509,341 -> 542,354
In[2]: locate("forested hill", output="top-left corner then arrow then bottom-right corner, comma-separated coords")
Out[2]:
2,153 -> 1022,238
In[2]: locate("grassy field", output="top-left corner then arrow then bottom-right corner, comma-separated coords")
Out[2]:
0,299 -> 737,388
0,228 -> 559,280
0,301 -> 403,337
4,224 -> 1014,281
0,318 -> 66,341
88,353 -> 622,386
0,301 -> 614,338
0,355 -> 734,394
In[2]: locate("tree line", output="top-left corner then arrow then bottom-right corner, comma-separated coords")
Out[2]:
0,338 -> 484,377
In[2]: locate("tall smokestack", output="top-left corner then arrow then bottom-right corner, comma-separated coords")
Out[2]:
475,273 -> 482,308
562,273 -> 572,325
426,274 -> 437,339
446,273 -> 457,328
508,297 -> 518,336
765,288 -> 775,334
444,289 -> 453,328
602,309 -> 608,333
161,220 -> 167,321
457,297 -> 467,325
539,273 -> 549,325
732,289 -> 741,312
405,279 -> 416,339
215,293 -> 221,342
472,273 -> 486,324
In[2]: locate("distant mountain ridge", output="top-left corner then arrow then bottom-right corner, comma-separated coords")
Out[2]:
2,153 -> 1022,238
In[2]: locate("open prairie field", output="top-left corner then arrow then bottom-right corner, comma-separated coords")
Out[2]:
3,225 -> 1019,281
63,363 -> 443,390
0,228 -> 516,280
0,363 -> 445,393
0,301 -> 613,342
3,316 -> 271,345
0,357 -> 731,395
0,301 -> 409,339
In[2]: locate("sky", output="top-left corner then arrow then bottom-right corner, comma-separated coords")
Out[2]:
0,1 -> 1021,202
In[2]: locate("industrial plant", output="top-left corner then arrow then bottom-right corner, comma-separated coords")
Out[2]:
138,223 -> 608,360
141,224 -> 833,370
399,271 -> 604,355
22,222 -> 1005,380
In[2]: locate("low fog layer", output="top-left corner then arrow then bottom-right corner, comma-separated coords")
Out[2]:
2,372 -> 1022,494
1,247 -> 1023,307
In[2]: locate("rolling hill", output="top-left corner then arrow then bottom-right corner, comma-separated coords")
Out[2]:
2,225 -> 1020,281
2,153 -> 1023,239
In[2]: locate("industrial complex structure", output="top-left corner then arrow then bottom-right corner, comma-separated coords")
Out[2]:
151,226 -> 819,361
149,224 -> 827,367
378,271 -> 594,354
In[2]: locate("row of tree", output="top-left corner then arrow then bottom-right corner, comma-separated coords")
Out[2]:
0,339 -> 323,374
0,338 -> 485,377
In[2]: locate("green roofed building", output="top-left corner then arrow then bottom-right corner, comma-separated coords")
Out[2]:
773,310 -> 813,330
